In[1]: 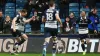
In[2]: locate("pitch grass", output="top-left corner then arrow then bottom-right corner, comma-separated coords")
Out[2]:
0,53 -> 100,56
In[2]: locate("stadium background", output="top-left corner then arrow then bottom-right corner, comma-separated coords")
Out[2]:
0,0 -> 100,56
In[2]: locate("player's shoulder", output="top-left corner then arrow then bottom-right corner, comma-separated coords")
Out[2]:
53,9 -> 57,11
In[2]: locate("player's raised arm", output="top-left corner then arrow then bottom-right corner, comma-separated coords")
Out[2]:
24,16 -> 35,23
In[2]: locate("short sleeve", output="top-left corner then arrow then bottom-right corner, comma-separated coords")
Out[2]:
23,17 -> 26,21
55,10 -> 59,16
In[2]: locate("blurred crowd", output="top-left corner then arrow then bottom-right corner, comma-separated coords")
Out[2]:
0,0 -> 100,34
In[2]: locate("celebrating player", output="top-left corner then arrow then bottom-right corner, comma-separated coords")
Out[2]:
10,9 -> 34,55
42,1 -> 62,56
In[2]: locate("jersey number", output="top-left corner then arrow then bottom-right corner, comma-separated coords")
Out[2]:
46,13 -> 53,20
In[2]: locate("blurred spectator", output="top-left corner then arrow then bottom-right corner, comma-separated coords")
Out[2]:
69,12 -> 76,33
3,16 -> 11,34
30,11 -> 41,33
86,0 -> 96,8
0,11 -> 4,33
32,1 -> 49,33
23,0 -> 35,18
63,17 -> 73,34
88,8 -> 99,34
35,1 -> 49,19
59,0 -> 69,18
35,3 -> 44,19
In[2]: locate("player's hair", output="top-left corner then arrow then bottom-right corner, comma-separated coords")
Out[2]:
49,1 -> 55,7
20,9 -> 27,13
81,10 -> 86,14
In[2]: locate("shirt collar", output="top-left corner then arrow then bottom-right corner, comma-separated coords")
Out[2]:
81,16 -> 87,19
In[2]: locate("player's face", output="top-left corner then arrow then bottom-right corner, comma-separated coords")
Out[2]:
21,12 -> 27,17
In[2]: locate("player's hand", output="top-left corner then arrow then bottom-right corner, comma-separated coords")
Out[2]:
60,24 -> 63,27
13,29 -> 16,32
94,30 -> 97,33
31,16 -> 35,21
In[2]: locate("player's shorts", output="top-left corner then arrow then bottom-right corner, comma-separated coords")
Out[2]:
79,34 -> 89,40
11,29 -> 25,37
44,27 -> 58,38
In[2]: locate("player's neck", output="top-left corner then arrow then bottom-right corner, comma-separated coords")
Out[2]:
49,7 -> 55,9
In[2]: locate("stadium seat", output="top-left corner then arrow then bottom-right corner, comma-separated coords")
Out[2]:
69,3 -> 79,16
5,3 -> 15,18
69,3 -> 79,7
80,3 -> 86,8
41,27 -> 44,33
58,27 -> 61,33
16,3 -> 25,7
16,9 -> 23,12
80,8 -> 90,12
25,28 -> 32,33
5,9 -> 15,12
75,24 -> 79,33
97,24 -> 100,32
41,24 -> 44,27
25,24 -> 31,33
16,0 -> 27,4
40,24 -> 44,32
5,13 -> 15,18
29,12 -> 33,17
61,19 -> 65,23
5,11 -> 15,14
96,3 -> 100,8
69,8 -> 79,12
82,0 -> 86,2
97,24 -> 100,27
5,3 -> 15,9
25,24 -> 31,28
5,3 -> 15,7
72,12 -> 79,17
16,0 -> 27,2
5,6 -> 15,9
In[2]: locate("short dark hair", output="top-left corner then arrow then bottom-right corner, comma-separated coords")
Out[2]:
0,10 -> 2,12
20,9 -> 27,13
49,1 -> 55,7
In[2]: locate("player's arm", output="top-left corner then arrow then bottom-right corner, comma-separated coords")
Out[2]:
42,16 -> 46,23
55,13 -> 62,27
12,17 -> 17,32
24,16 -> 35,23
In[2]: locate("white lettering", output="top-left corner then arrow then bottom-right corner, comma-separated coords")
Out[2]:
3,39 -> 14,52
90,39 -> 99,52
68,39 -> 78,52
